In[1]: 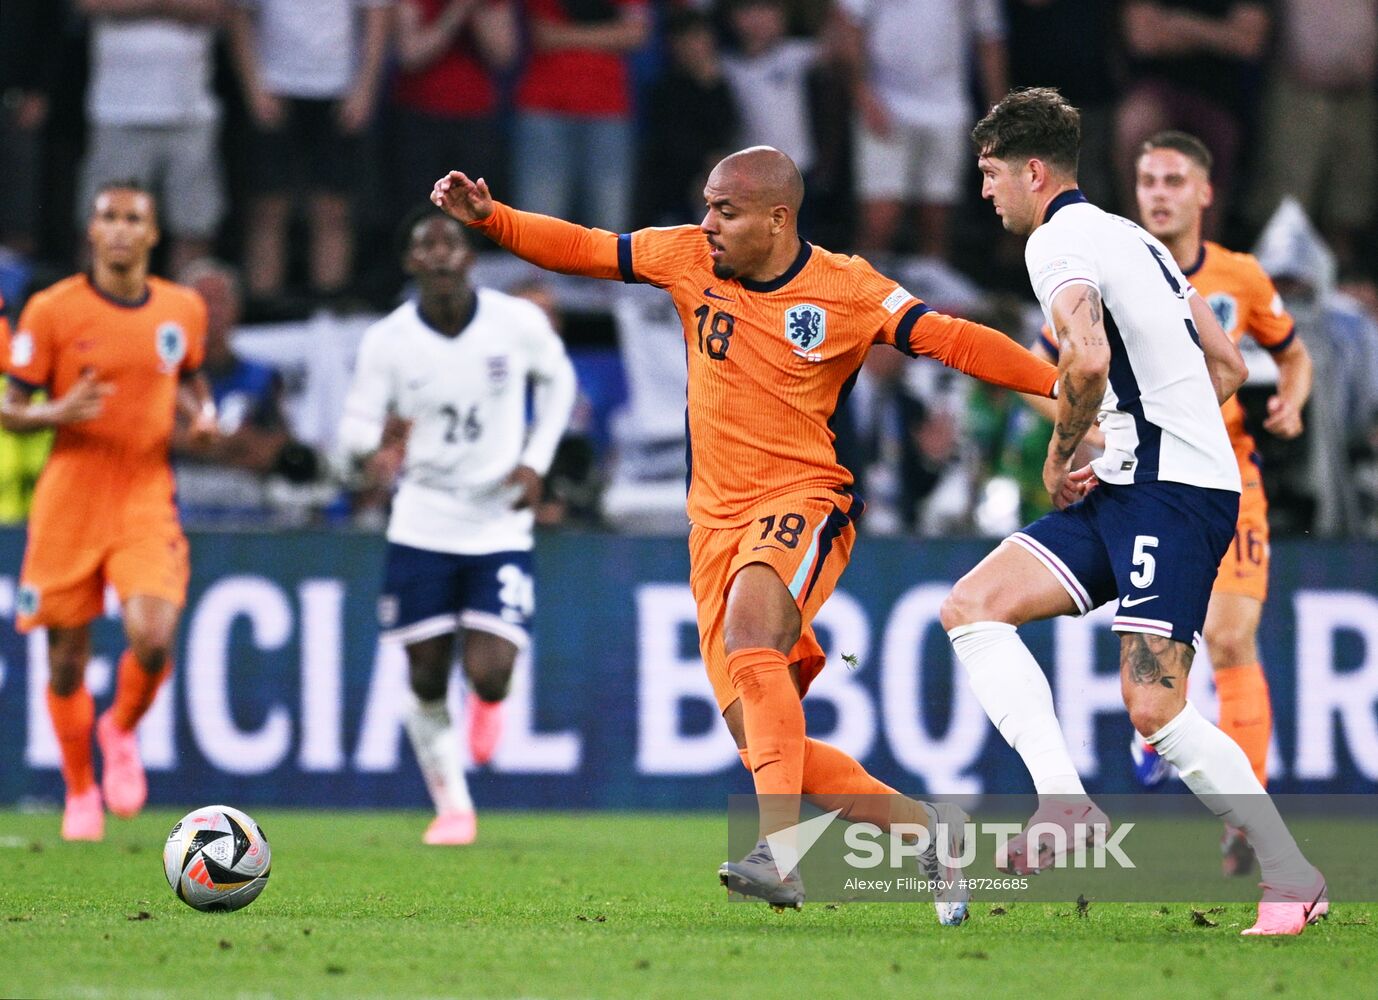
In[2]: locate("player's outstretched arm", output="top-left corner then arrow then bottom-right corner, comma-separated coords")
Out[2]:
430,171 -> 623,281
1189,293 -> 1248,404
0,371 -> 111,434
431,170 -> 494,224
903,310 -> 1059,397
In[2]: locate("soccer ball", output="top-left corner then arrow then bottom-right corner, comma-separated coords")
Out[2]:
163,805 -> 271,912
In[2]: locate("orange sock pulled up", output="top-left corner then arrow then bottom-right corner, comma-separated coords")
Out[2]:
46,686 -> 96,795
727,647 -> 805,834
802,738 -> 931,833
110,650 -> 171,733
1215,662 -> 1272,787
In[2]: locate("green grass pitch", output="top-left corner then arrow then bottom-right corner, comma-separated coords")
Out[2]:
1,809 -> 1372,999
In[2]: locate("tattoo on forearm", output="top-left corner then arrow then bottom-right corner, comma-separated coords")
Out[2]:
1122,632 -> 1193,689
1050,288 -> 1108,461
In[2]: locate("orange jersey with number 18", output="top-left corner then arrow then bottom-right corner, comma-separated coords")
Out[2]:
623,226 -> 1059,527
470,204 -> 1058,528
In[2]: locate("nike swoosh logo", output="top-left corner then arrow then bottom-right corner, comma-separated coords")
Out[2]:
752,544 -> 784,553
1120,594 -> 1159,608
704,288 -> 734,302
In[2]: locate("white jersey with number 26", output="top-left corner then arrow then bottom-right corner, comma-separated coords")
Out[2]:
1026,191 -> 1240,493
339,288 -> 577,554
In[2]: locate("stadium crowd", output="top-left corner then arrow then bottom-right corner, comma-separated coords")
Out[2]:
2,0 -> 1377,536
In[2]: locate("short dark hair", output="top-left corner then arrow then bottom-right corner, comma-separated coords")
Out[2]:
92,178 -> 158,218
1140,130 -> 1213,174
395,203 -> 469,260
971,87 -> 1081,176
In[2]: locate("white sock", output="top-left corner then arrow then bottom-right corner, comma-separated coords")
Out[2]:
949,622 -> 1086,798
1147,703 -> 1314,890
404,697 -> 473,816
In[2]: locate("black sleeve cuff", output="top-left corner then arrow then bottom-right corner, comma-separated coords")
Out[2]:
1264,326 -> 1296,354
891,303 -> 933,357
617,233 -> 638,285
5,374 -> 44,394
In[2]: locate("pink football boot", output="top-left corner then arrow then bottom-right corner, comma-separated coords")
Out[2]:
423,811 -> 477,846
96,710 -> 147,819
61,786 -> 104,842
997,798 -> 1112,875
1243,872 -> 1329,936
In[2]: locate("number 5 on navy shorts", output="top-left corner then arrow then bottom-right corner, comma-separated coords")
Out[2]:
377,543 -> 534,649
1010,481 -> 1239,647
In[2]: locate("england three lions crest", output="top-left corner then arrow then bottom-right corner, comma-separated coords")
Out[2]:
486,355 -> 509,390
784,303 -> 826,352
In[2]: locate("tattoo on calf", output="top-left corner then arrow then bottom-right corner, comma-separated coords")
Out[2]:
1123,632 -> 1194,689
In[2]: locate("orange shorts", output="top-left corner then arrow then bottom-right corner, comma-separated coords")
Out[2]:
1213,461 -> 1268,602
16,505 -> 190,632
689,490 -> 861,712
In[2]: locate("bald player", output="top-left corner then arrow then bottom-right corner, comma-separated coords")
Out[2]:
433,147 -> 1060,920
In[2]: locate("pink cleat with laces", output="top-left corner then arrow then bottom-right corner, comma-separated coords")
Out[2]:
466,692 -> 504,766
997,798 -> 1112,875
423,811 -> 477,846
61,786 -> 104,842
1242,872 -> 1329,936
96,710 -> 146,819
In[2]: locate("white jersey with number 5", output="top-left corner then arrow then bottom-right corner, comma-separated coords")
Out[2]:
339,288 -> 577,554
1025,191 -> 1240,493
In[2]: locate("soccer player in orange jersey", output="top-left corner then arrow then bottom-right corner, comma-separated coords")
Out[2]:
433,147 -> 1059,917
1132,131 -> 1313,874
1,181 -> 218,841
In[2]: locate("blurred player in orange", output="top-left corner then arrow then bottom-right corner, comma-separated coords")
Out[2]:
432,147 -> 1058,917
1131,131 -> 1312,873
0,181 -> 217,841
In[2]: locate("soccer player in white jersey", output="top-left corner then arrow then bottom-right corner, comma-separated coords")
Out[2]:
340,208 -> 577,845
941,88 -> 1326,936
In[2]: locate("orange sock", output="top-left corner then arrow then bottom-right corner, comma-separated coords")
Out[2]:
727,647 -> 805,833
110,650 -> 171,733
46,686 -> 96,795
1215,662 -> 1272,787
802,738 -> 931,833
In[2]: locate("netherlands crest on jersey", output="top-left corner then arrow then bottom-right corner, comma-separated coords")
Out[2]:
1208,292 -> 1238,336
784,303 -> 826,351
156,321 -> 187,372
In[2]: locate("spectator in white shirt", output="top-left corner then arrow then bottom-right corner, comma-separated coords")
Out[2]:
229,0 -> 392,303
78,0 -> 228,276
833,0 -> 1007,259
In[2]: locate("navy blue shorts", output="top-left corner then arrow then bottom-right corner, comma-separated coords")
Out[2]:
378,544 -> 534,648
1010,481 -> 1239,647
